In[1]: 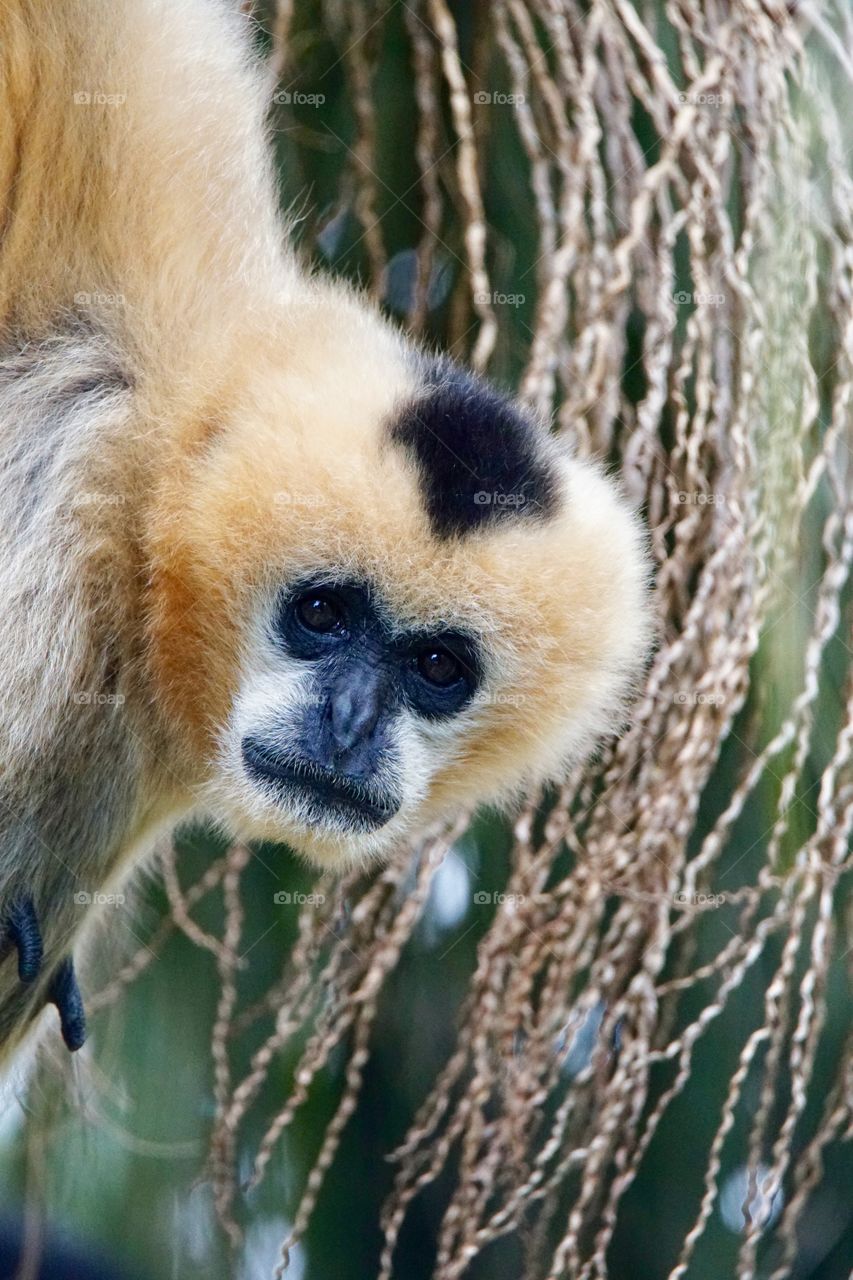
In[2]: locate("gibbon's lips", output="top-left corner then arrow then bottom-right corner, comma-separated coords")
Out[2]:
240,738 -> 400,829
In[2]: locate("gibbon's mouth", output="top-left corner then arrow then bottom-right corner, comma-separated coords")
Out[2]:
241,738 -> 400,830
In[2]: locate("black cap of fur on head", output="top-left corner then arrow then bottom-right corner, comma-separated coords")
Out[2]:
389,359 -> 561,541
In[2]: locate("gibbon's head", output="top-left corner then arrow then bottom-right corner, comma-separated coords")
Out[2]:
147,290 -> 651,868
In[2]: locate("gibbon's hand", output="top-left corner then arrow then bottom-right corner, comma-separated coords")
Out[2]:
1,899 -> 86,1051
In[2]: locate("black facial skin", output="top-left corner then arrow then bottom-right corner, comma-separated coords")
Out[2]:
241,578 -> 482,831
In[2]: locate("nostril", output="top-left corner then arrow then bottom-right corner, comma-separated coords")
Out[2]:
328,741 -> 371,782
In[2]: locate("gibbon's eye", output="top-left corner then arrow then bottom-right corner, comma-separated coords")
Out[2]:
405,633 -> 480,718
275,580 -> 367,660
295,591 -> 346,635
416,645 -> 464,688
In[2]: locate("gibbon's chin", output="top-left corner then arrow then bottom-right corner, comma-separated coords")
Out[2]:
202,769 -> 410,871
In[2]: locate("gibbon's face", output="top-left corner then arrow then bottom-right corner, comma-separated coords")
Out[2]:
146,306 -> 650,867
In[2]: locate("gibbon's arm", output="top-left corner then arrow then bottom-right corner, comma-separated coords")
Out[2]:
0,0 -> 300,1060
0,0 -> 651,1065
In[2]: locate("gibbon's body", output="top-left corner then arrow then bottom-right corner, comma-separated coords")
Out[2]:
0,0 -> 650,1062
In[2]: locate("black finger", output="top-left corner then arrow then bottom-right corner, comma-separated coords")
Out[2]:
4,896 -> 43,983
47,956 -> 87,1052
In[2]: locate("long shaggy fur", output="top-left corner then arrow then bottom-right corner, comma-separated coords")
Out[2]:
0,0 -> 651,1063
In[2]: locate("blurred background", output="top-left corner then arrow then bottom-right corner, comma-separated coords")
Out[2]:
0,1 -> 851,1278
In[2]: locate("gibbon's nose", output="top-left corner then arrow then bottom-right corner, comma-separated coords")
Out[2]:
329,669 -> 384,758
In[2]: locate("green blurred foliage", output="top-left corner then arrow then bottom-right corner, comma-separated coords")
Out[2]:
0,3 -> 850,1279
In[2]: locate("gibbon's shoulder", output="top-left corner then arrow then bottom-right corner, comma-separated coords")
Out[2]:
0,0 -> 293,361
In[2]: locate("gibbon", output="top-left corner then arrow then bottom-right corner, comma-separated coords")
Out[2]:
0,0 -> 651,1063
